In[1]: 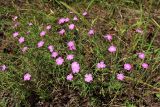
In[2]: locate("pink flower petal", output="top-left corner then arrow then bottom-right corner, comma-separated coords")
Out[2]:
23,73 -> 31,81
18,37 -> 25,44
71,62 -> 80,74
124,63 -> 132,71
108,46 -> 116,53
84,73 -> 93,82
56,57 -> 64,65
69,24 -> 75,30
67,74 -> 73,81
117,73 -> 124,81
37,41 -> 45,48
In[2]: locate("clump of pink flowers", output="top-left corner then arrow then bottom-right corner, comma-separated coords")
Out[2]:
67,41 -> 76,50
117,73 -> 124,81
0,65 -> 7,71
97,61 -> 106,69
9,13 -> 153,86
124,63 -> 132,71
142,63 -> 149,69
71,62 -> 80,74
22,47 -> 28,53
108,46 -> 116,53
13,32 -> 19,37
51,52 -> 58,58
58,18 -> 66,24
66,54 -> 74,60
84,73 -> 93,82
37,41 -> 45,48
48,45 -> 54,53
73,16 -> 78,21
46,25 -> 51,30
66,74 -> 73,81
40,31 -> 46,37
82,11 -> 88,16
69,24 -> 75,30
65,18 -> 70,22
137,52 -> 145,59
56,57 -> 64,65
23,73 -> 31,81
88,29 -> 94,36
58,29 -> 65,35
18,37 -> 25,44
104,34 -> 112,41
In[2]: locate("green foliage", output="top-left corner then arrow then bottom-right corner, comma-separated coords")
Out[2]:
0,0 -> 160,106
156,93 -> 160,100
124,100 -> 137,107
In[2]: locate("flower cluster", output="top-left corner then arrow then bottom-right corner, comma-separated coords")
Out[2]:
9,12 -> 149,84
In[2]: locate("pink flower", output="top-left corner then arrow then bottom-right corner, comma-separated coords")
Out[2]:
108,46 -> 116,53
46,25 -> 52,30
58,29 -> 65,35
14,22 -> 20,27
84,74 -> 93,82
71,62 -> 80,74
48,45 -> 54,53
28,22 -> 33,26
69,24 -> 75,30
26,31 -> 30,35
18,37 -> 25,44
22,47 -> 28,52
136,28 -> 143,34
13,32 -> 19,37
117,73 -> 125,81
56,57 -> 64,65
0,65 -> 7,71
73,16 -> 78,21
51,52 -> 58,58
142,63 -> 149,69
66,74 -> 73,81
23,73 -> 31,81
66,54 -> 74,60
88,29 -> 94,36
40,31 -> 46,37
96,61 -> 106,69
137,52 -> 145,59
12,16 -> 18,21
104,34 -> 112,41
65,18 -> 70,22
124,63 -> 132,71
82,11 -> 87,16
67,41 -> 76,50
37,41 -> 44,48
58,18 -> 66,24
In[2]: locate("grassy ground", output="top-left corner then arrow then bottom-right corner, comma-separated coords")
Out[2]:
0,0 -> 160,107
